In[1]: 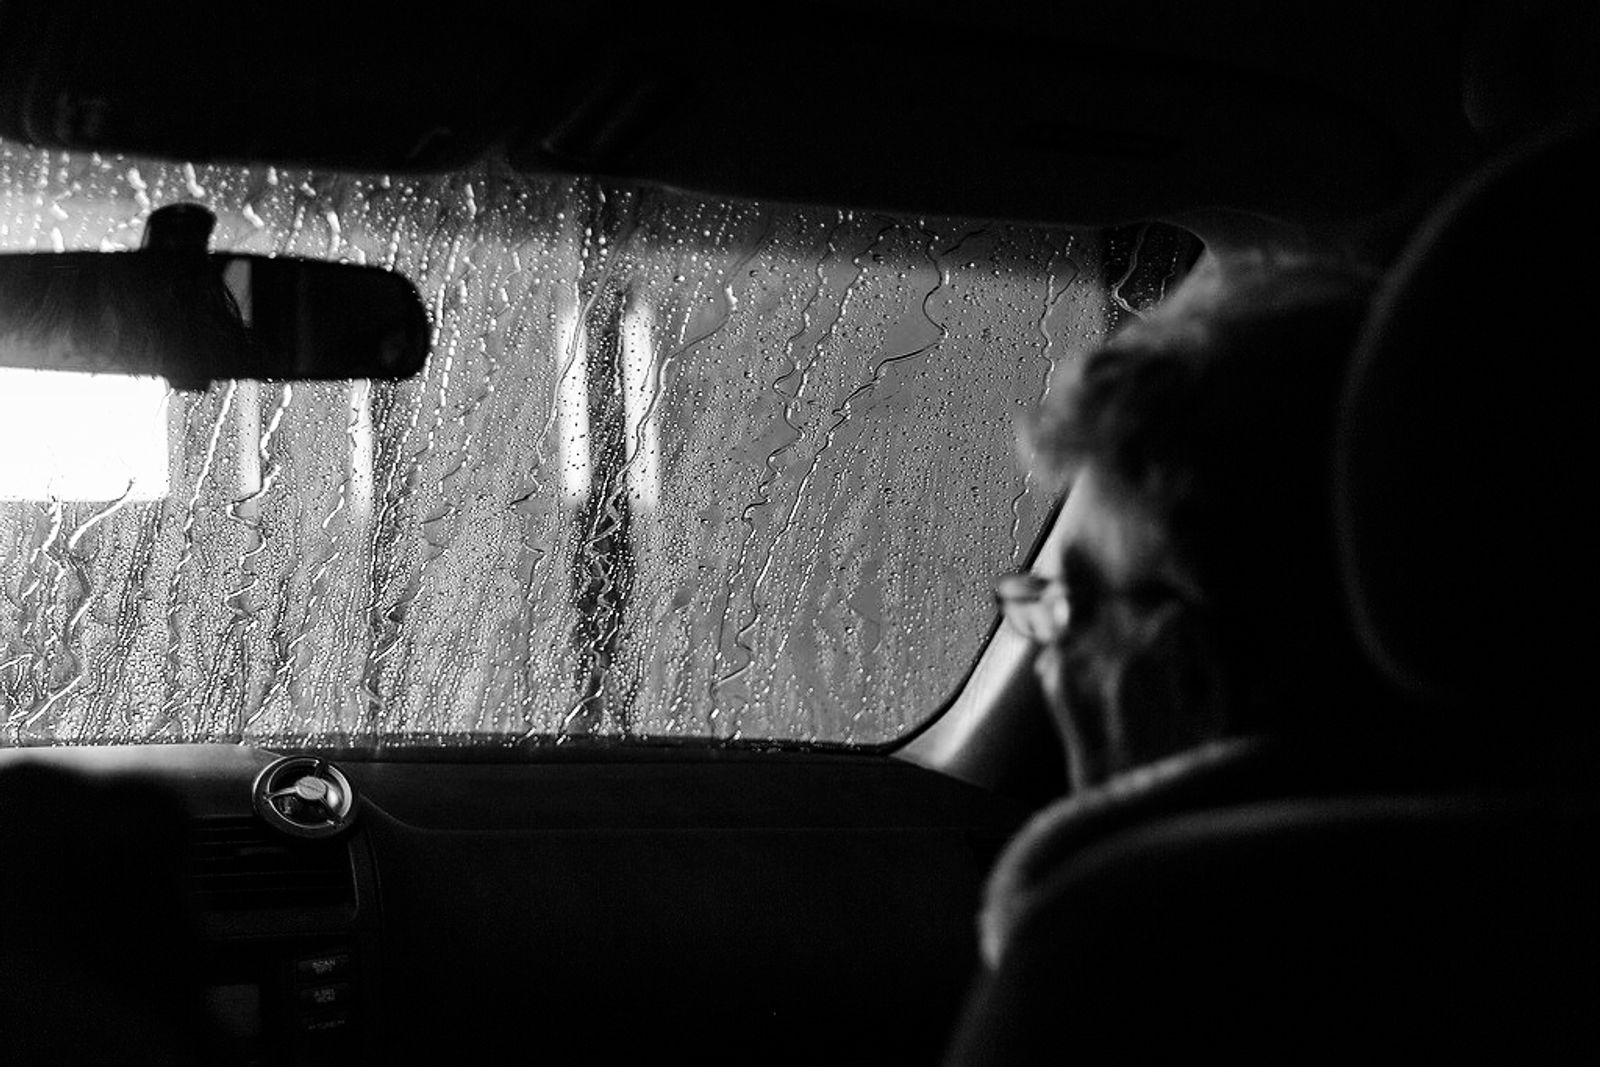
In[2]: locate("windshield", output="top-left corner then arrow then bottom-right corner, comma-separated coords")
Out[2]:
0,139 -> 1191,748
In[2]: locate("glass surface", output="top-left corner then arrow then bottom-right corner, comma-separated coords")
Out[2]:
0,139 -> 1157,747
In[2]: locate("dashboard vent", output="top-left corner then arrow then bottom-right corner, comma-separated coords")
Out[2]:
189,816 -> 355,911
253,755 -> 361,839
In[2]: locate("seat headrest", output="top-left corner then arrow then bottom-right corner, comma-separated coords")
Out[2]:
1335,112 -> 1600,710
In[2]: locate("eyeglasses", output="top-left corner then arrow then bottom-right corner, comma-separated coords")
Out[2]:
996,567 -> 1201,646
993,572 -> 1072,645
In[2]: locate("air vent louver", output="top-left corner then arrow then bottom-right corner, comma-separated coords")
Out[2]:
253,756 -> 361,839
189,816 -> 355,911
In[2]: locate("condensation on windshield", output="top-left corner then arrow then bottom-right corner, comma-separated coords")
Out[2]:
0,140 -> 1160,747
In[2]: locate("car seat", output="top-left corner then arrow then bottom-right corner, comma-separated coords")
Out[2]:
944,111 -> 1600,1064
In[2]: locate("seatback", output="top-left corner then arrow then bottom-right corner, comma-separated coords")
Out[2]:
0,762 -> 226,1064
947,112 -> 1600,1065
950,790 -> 1599,1063
1335,109 -> 1600,729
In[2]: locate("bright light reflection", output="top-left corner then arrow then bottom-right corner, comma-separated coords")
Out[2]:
555,303 -> 590,502
621,301 -> 660,510
0,368 -> 169,501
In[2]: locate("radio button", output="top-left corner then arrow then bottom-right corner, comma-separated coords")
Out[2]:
294,953 -> 351,982
298,982 -> 351,1008
301,1012 -> 350,1035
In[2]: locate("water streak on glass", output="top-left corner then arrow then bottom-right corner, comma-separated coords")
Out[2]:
1009,231 -> 1081,561
0,138 -> 1184,747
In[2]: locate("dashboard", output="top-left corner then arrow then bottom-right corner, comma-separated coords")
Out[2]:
1,743 -> 1030,1064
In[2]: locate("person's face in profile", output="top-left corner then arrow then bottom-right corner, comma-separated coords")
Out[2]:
999,465 -> 1209,789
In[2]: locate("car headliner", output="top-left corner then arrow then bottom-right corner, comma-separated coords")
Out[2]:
0,1 -> 1541,244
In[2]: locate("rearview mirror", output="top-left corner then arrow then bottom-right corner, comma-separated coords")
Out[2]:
0,237 -> 430,390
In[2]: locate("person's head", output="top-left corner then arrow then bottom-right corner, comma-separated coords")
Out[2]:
1004,253 -> 1379,788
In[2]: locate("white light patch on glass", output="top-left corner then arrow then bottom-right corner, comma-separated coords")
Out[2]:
348,377 -> 374,525
622,300 -> 660,510
0,368 -> 169,500
554,302 -> 590,503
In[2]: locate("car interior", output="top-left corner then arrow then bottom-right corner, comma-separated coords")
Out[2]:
0,1 -> 1596,1064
